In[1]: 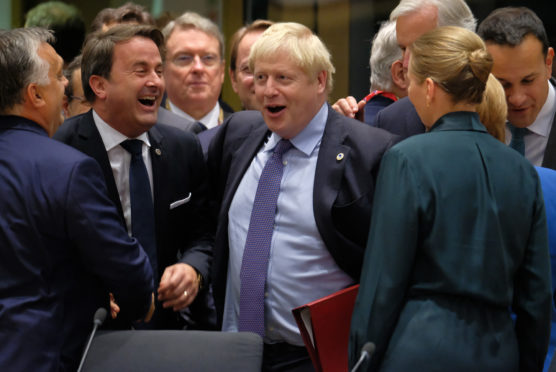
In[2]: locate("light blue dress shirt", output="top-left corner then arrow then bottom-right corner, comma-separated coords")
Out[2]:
223,103 -> 353,345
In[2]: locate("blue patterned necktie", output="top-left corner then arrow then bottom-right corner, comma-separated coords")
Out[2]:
120,139 -> 158,280
508,124 -> 528,156
238,139 -> 293,337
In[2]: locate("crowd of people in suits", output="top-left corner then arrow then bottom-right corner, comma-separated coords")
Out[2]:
1,0 -> 556,371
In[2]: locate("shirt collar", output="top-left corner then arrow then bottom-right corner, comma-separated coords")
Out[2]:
265,102 -> 328,156
168,100 -> 221,129
526,80 -> 556,137
92,109 -> 150,151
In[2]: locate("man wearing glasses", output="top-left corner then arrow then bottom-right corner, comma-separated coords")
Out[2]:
162,12 -> 232,135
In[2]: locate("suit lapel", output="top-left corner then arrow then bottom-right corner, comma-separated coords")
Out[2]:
542,78 -> 556,170
77,112 -> 125,220
221,122 -> 269,218
147,126 -> 167,233
313,107 -> 350,244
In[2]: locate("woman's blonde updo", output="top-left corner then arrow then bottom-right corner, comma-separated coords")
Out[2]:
409,26 -> 493,104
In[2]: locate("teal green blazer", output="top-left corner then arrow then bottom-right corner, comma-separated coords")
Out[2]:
350,111 -> 551,372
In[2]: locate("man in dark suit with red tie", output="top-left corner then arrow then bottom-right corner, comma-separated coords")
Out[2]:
207,22 -> 397,371
55,24 -> 215,330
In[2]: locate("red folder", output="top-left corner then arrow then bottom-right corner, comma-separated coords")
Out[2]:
292,284 -> 359,372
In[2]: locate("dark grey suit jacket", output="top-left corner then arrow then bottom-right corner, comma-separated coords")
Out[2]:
54,110 -> 215,329
207,105 -> 398,326
157,106 -> 199,133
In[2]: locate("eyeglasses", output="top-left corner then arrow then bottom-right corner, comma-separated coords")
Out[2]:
237,65 -> 253,77
172,53 -> 221,68
69,96 -> 90,105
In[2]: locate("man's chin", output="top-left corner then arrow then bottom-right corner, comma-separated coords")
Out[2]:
508,113 -> 533,128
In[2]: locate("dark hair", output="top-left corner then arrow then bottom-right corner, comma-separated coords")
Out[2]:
0,28 -> 53,112
229,19 -> 274,72
90,2 -> 155,33
64,54 -> 82,102
81,24 -> 164,103
24,1 -> 85,64
477,7 -> 549,56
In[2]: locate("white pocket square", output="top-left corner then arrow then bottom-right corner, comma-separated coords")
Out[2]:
170,193 -> 191,210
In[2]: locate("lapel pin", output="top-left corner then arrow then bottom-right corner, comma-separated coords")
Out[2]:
336,153 -> 344,161
155,148 -> 162,156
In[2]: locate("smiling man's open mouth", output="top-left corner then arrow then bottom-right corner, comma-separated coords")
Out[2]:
138,96 -> 157,107
267,105 -> 285,113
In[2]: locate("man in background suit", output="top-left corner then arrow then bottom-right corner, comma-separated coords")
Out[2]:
375,0 -> 476,138
161,11 -> 233,128
229,19 -> 274,111
0,28 -> 153,371
478,7 -> 556,170
334,0 -> 476,138
208,22 -> 397,371
161,11 -> 233,152
54,25 -> 214,330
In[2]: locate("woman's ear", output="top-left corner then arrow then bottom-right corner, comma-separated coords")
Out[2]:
425,77 -> 436,107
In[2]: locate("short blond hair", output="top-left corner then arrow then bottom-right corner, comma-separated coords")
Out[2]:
477,73 -> 507,142
248,22 -> 335,94
410,26 -> 492,104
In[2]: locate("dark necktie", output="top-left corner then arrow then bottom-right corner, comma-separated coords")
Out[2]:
508,124 -> 528,156
195,121 -> 207,133
238,139 -> 293,338
120,139 -> 158,280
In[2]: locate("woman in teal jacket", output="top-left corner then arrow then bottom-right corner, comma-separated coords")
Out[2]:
349,26 -> 552,372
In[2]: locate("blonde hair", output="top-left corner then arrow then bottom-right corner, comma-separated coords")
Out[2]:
410,26 -> 492,104
248,22 -> 335,93
477,73 -> 507,142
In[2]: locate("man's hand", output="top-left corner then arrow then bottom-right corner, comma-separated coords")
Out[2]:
109,293 -> 120,319
157,263 -> 200,311
332,96 -> 366,121
144,293 -> 155,323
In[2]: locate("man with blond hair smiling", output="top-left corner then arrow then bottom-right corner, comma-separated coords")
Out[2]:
208,22 -> 397,371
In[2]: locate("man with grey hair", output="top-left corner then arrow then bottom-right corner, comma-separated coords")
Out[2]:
332,20 -> 407,126
374,0 -> 476,138
363,20 -> 407,126
162,11 -> 232,141
0,27 -> 154,371
208,22 -> 397,371
335,0 -> 476,139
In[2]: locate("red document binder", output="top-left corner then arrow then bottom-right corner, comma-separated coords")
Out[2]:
292,284 -> 359,372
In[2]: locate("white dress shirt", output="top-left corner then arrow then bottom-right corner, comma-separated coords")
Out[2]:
92,110 -> 153,235
168,100 -> 221,129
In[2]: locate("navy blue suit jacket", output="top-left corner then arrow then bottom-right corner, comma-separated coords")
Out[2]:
207,105 -> 398,326
54,111 -> 215,329
375,96 -> 425,139
0,115 -> 153,371
364,95 -> 395,127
